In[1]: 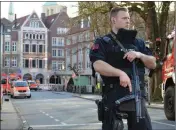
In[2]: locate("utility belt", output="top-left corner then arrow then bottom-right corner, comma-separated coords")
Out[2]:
95,81 -> 146,122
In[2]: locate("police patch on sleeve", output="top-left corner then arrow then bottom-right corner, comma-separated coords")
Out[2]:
91,44 -> 99,50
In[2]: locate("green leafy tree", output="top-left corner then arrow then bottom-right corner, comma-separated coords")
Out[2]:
78,2 -> 172,101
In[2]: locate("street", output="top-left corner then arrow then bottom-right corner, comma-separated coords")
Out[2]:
11,91 -> 175,130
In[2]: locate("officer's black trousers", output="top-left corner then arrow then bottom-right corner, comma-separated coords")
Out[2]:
102,99 -> 152,130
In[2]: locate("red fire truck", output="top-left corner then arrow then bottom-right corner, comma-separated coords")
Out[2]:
161,30 -> 175,121
1,73 -> 20,94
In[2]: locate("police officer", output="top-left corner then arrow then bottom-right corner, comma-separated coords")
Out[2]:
89,7 -> 156,130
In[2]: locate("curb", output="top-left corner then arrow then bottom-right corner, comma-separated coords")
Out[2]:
73,95 -> 164,110
9,99 -> 24,130
11,99 -> 33,130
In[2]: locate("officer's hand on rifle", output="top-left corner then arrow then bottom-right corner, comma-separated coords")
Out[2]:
119,71 -> 132,92
123,51 -> 141,62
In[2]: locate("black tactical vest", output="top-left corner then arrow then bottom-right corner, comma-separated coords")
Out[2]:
100,34 -> 146,99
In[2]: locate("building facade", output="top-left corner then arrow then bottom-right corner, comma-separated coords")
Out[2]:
65,17 -> 94,87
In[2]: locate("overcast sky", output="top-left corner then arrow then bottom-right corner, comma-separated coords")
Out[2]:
1,1 -> 175,20
1,2 -> 78,19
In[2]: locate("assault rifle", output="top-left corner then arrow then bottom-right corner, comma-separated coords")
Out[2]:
115,61 -> 144,122
110,29 -> 145,122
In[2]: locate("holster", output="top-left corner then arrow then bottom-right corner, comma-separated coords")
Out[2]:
95,99 -> 104,121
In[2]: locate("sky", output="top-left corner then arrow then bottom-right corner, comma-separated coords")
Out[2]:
1,1 -> 175,20
1,1 -> 78,19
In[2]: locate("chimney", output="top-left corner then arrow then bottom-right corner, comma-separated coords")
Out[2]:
41,13 -> 45,22
14,14 -> 17,28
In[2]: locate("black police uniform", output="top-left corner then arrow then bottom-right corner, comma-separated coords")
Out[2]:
89,31 -> 153,130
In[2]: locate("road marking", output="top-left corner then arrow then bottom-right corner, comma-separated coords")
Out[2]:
61,122 -> 67,125
30,122 -> 102,127
152,120 -> 175,127
49,116 -> 53,118
55,119 -> 60,122
45,113 -> 49,116
42,112 -> 45,114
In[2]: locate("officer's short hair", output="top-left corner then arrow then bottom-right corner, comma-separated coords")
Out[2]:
109,7 -> 128,22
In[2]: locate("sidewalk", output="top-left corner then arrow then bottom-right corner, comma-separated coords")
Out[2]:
72,93 -> 164,110
1,96 -> 23,130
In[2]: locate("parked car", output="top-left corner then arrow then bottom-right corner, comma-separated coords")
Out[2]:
27,80 -> 39,91
10,80 -> 31,98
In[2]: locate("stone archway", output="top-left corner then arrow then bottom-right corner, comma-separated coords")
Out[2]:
36,73 -> 44,84
49,75 -> 61,84
23,73 -> 32,80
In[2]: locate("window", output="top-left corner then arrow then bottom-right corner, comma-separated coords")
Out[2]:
12,57 -> 17,67
39,45 -> 43,53
40,35 -> 42,40
58,62 -> 64,70
5,42 -> 10,52
72,36 -> 77,44
32,59 -> 36,68
30,34 -> 32,39
24,59 -> 29,68
66,39 -> 70,45
33,34 -> 35,39
52,49 -> 57,57
57,28 -> 68,34
15,82 -> 28,87
4,57 -> 10,67
30,21 -> 35,27
24,44 -> 29,52
52,61 -> 57,70
85,32 -> 90,41
36,34 -> 39,39
58,49 -> 63,57
66,49 -> 70,57
32,45 -> 36,52
35,22 -> 39,28
39,60 -> 43,68
52,37 -> 57,46
25,33 -> 28,39
57,37 -> 64,46
79,34 -> 83,42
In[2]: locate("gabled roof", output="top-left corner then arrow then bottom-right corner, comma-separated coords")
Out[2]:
43,13 -> 59,28
66,16 -> 90,35
43,11 -> 69,29
1,18 -> 12,25
12,15 -> 29,29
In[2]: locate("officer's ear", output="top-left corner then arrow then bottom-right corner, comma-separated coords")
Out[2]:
111,17 -> 116,24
